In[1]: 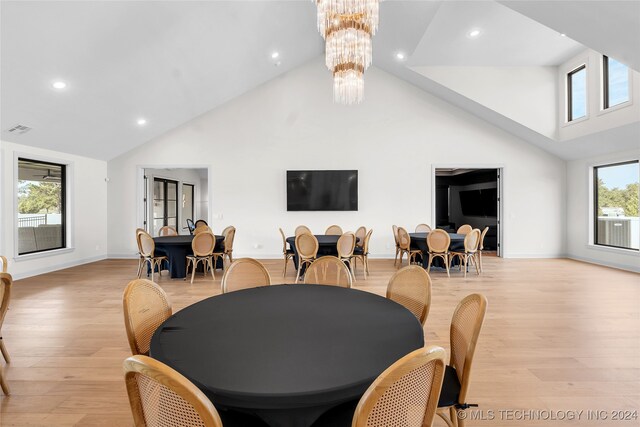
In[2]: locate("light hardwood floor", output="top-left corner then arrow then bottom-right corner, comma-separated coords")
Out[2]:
1,257 -> 639,426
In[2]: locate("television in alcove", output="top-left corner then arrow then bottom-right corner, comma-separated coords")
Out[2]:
287,170 -> 358,211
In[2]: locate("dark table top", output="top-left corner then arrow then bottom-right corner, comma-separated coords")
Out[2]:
285,235 -> 359,246
409,232 -> 465,241
153,234 -> 224,246
150,284 -> 423,411
153,235 -> 195,245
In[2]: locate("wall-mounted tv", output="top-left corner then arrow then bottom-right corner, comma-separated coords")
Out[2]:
287,170 -> 358,211
459,188 -> 497,217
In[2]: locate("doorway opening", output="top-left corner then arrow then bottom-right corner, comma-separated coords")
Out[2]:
434,168 -> 502,256
142,168 -> 208,236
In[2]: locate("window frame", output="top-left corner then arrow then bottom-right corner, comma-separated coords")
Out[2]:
16,157 -> 68,256
602,55 -> 631,111
592,160 -> 640,251
567,64 -> 587,122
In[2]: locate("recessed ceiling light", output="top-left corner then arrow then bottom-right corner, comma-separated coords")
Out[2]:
396,52 -> 406,61
468,29 -> 482,38
137,118 -> 147,126
560,33 -> 566,37
271,51 -> 280,59
52,81 -> 67,90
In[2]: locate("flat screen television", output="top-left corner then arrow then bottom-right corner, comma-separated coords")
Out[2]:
459,188 -> 497,217
287,170 -> 358,211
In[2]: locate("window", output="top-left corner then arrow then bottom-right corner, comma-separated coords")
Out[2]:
153,178 -> 178,235
603,55 -> 630,109
567,65 -> 587,122
17,158 -> 66,254
594,161 -> 639,250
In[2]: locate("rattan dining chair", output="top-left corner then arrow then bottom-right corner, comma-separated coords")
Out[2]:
352,229 -> 373,279
295,233 -> 319,283
0,255 -> 7,273
456,224 -> 473,235
392,225 -> 401,266
352,345 -> 446,427
158,226 -> 178,236
396,227 -> 422,268
304,256 -> 352,288
194,219 -> 208,228
426,229 -> 451,277
221,227 -> 236,265
415,223 -> 432,233
437,293 -> 488,427
478,226 -> 489,273
0,272 -> 12,395
124,355 -> 223,427
337,232 -> 357,281
186,231 -> 217,283
122,279 -> 172,356
386,266 -> 431,326
279,228 -> 295,277
325,225 -> 343,235
136,230 -> 168,282
450,229 -> 481,278
221,258 -> 271,294
295,225 -> 312,236
355,226 -> 367,249
194,225 -> 212,235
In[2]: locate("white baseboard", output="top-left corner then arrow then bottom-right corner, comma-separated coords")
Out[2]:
11,255 -> 108,280
108,253 -> 139,259
566,255 -> 640,273
503,253 -> 565,259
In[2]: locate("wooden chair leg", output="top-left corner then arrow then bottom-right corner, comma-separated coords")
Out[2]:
365,255 -> 370,276
450,406 -> 459,427
437,408 -> 455,427
295,262 -> 303,283
209,258 -> 215,280
184,258 -> 191,280
478,250 -> 483,273
0,366 -> 9,396
136,257 -> 143,278
190,259 -> 197,284
0,338 -> 10,363
283,256 -> 288,277
445,254 -> 450,278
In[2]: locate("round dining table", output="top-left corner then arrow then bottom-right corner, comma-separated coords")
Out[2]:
409,232 -> 465,268
150,284 -> 424,427
286,235 -> 358,270
153,234 -> 225,279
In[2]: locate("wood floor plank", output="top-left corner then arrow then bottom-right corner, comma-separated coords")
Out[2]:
0,256 -> 638,426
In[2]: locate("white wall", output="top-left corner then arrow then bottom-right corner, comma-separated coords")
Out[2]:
559,49 -> 640,141
566,149 -> 640,272
0,140 -> 108,279
107,58 -> 566,260
412,66 -> 558,139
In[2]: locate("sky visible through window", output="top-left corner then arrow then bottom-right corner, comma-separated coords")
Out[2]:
570,67 -> 586,120
599,162 -> 639,190
607,57 -> 629,107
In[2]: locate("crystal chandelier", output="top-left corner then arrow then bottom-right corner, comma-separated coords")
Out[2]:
315,0 -> 379,104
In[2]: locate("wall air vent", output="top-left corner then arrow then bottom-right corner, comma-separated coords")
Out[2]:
6,124 -> 32,134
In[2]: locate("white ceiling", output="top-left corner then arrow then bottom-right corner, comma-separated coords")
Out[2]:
409,0 -> 584,66
1,1 -> 323,159
1,1 -> 639,161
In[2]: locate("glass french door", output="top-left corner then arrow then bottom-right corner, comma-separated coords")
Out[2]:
153,178 -> 178,235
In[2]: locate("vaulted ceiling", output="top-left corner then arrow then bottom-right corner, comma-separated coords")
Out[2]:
2,1 -> 639,161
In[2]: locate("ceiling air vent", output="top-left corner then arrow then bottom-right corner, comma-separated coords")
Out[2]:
6,124 -> 32,134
